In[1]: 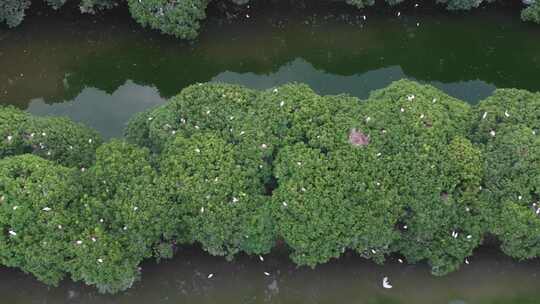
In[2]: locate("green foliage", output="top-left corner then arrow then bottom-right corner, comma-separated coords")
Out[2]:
481,126 -> 540,259
0,0 -> 30,27
127,0 -> 210,39
0,106 -> 30,157
436,0 -> 490,10
126,82 -> 259,152
345,0 -> 376,9
472,89 -> 540,260
68,140 -> 174,293
44,0 -> 68,10
0,155 -> 81,285
471,88 -> 540,144
79,0 -> 119,13
272,143 -> 400,266
7,80 -> 540,293
159,133 -> 275,258
522,2 -> 540,24
351,80 -> 484,275
2,0 -> 538,38
0,106 -> 103,168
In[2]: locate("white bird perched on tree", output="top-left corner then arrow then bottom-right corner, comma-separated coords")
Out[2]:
382,277 -> 392,289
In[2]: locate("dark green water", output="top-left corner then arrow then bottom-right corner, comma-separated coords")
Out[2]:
1,2 -> 540,137
2,3 -> 540,302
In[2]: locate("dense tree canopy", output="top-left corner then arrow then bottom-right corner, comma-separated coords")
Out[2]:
0,155 -> 81,285
0,106 -> 102,168
472,89 -> 540,260
1,0 -> 538,38
3,80 -> 540,293
67,140 -> 175,293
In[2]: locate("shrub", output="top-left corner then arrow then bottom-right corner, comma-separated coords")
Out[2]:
0,106 -> 30,157
471,88 -> 540,144
159,133 -> 275,258
0,155 -> 82,285
127,0 -> 210,39
354,80 -> 484,275
522,1 -> 540,24
272,143 -> 401,266
0,0 -> 30,27
481,126 -> 540,259
0,106 -> 102,168
436,0 -> 495,10
126,82 -> 259,152
7,80 -> 540,293
67,140 -> 173,293
472,88 -> 540,259
79,0 -> 119,13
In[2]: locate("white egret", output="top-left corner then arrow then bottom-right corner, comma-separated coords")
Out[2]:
382,277 -> 393,289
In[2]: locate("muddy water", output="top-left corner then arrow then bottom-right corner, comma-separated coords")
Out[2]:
0,246 -> 539,304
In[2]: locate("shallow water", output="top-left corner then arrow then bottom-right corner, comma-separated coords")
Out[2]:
1,3 -> 539,137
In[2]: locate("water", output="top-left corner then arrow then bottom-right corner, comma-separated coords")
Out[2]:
1,2 -> 539,137
1,246 -> 540,304
2,3 -> 540,302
